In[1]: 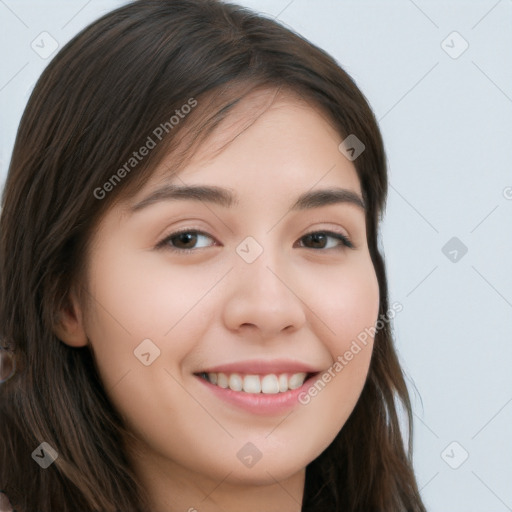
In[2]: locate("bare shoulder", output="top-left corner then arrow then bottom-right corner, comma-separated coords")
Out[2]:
0,491 -> 13,512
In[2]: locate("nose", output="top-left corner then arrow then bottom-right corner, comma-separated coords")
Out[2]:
221,245 -> 307,340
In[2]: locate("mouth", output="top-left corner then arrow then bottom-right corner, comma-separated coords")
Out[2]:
192,359 -> 323,414
195,371 -> 318,394
193,361 -> 322,415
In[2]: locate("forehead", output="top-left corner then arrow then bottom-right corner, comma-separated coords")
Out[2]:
139,88 -> 361,196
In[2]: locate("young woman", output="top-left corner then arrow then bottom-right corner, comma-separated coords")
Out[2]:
0,1 -> 427,510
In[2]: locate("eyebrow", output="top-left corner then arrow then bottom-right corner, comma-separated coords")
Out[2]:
129,183 -> 365,213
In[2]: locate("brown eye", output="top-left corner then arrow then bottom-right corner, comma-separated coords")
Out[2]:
157,230 -> 217,253
171,232 -> 198,249
299,231 -> 353,250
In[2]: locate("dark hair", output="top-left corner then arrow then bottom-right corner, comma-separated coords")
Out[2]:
0,1 -> 426,510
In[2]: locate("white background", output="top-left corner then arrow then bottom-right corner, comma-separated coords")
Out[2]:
1,1 -> 511,510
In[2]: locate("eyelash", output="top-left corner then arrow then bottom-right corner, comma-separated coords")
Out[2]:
156,228 -> 354,253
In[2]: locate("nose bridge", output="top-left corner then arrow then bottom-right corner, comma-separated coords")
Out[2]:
223,233 -> 306,336
236,233 -> 291,299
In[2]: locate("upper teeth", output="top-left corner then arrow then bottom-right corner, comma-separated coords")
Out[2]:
204,372 -> 308,394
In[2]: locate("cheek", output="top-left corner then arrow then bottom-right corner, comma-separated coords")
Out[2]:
293,254 -> 379,434
83,247 -> 224,387
307,253 -> 380,353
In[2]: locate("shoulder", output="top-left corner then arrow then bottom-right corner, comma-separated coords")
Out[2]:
0,491 -> 13,512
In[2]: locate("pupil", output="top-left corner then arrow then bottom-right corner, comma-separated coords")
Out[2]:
308,233 -> 326,248
176,232 -> 196,248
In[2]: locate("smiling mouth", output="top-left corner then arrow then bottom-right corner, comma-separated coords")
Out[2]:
195,371 -> 318,394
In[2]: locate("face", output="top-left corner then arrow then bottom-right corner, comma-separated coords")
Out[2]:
77,90 -> 379,498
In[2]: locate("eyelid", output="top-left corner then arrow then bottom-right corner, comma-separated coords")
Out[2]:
297,229 -> 354,249
155,227 -> 218,251
299,222 -> 354,247
156,226 -> 355,253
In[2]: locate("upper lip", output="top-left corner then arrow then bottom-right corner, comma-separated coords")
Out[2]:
195,359 -> 322,375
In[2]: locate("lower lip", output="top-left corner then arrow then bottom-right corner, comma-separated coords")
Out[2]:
195,374 -> 317,415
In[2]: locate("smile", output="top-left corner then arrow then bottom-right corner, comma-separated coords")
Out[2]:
197,371 -> 311,394
193,359 -> 323,414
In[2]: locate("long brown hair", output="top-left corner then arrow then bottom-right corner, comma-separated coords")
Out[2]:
0,1 -> 426,510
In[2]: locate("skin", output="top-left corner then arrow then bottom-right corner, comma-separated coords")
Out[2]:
56,89 -> 380,512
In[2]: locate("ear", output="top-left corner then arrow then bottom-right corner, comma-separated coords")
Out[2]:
53,289 -> 88,348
